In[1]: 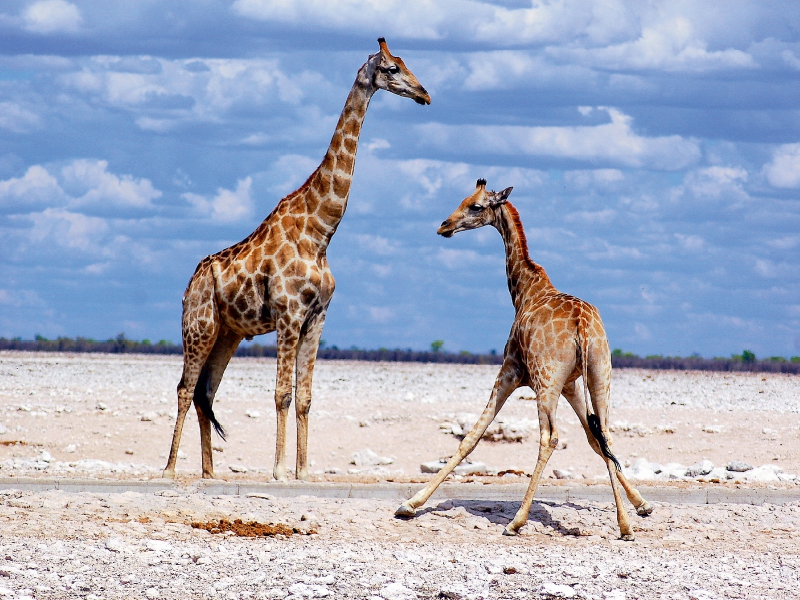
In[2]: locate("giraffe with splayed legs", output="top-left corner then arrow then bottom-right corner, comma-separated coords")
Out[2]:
163,38 -> 430,481
395,179 -> 651,540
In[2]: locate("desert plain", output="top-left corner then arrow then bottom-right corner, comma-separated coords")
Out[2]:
0,351 -> 798,599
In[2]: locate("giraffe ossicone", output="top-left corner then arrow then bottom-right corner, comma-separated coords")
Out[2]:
163,38 -> 430,481
396,179 -> 652,540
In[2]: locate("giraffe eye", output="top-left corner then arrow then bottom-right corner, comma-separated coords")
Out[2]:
469,204 -> 483,212
387,65 -> 399,75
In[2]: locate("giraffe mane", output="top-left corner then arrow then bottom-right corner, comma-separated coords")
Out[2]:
503,201 -> 543,274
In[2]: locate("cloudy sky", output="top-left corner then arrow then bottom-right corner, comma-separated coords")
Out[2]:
1,0 -> 799,358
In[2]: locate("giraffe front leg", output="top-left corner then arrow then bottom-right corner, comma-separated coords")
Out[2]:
273,322 -> 301,482
396,362 -> 520,517
294,308 -> 327,481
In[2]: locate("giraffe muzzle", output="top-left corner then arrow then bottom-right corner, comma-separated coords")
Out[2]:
437,221 -> 454,237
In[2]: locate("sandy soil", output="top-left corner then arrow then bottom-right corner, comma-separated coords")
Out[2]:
0,352 -> 798,482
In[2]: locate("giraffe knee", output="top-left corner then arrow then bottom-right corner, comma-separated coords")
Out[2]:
276,392 -> 292,411
548,436 -> 559,450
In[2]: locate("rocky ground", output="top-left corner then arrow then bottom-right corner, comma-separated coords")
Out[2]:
0,488 -> 799,599
0,352 -> 799,599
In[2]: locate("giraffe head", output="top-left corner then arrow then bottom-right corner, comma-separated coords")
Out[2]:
437,179 -> 513,237
369,37 -> 431,105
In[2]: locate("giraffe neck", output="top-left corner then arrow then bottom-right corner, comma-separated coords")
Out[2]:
493,203 -> 553,310
294,61 -> 376,250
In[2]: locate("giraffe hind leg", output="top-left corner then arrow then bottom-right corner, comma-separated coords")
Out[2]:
194,328 -> 242,479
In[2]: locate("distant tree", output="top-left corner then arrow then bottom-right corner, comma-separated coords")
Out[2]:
430,340 -> 444,353
742,349 -> 756,363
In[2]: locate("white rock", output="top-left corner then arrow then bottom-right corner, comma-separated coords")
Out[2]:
541,582 -> 576,598
288,583 -> 314,597
146,539 -> 172,552
686,459 -> 714,477
623,458 -> 658,480
264,589 -> 287,599
661,463 -> 689,479
144,588 -> 159,599
726,461 -> 753,472
452,413 -> 537,442
105,538 -> 126,552
743,465 -> 782,482
553,469 -> 572,480
40,450 -> 53,462
141,412 -> 158,422
420,459 -> 487,476
702,424 -> 721,433
229,464 -> 248,473
351,448 -> 394,467
65,444 -> 76,453
246,409 -> 260,419
96,402 -> 108,411
379,582 -> 416,600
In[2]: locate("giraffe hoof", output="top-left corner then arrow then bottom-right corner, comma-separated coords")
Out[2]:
620,533 -> 635,542
395,503 -> 416,518
162,469 -> 175,480
201,471 -> 215,480
636,501 -> 653,516
502,525 -> 520,536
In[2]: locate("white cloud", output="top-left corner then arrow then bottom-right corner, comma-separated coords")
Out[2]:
549,16 -> 757,73
184,177 -> 253,222
23,0 -> 82,34
418,108 -> 700,170
436,247 -> 496,269
231,0 -> 448,39
0,102 -> 42,133
367,306 -> 395,323
675,233 -> 704,252
61,160 -> 162,208
28,207 -> 108,251
683,166 -> 748,200
0,165 -> 64,208
355,234 -> 399,256
763,144 -> 800,188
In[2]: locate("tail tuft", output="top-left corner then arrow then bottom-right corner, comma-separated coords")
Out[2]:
193,366 -> 226,441
588,414 -> 620,471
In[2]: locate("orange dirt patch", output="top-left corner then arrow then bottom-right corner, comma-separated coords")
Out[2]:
190,519 -> 313,537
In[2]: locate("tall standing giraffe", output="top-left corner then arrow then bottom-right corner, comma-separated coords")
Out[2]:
163,39 -> 430,481
396,180 -> 652,540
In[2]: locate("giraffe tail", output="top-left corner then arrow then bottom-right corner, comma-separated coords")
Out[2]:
577,315 -> 620,471
193,364 -> 227,441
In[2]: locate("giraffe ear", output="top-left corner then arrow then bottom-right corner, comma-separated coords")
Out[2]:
490,186 -> 513,206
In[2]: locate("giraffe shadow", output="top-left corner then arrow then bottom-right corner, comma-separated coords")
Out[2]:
421,499 -> 603,537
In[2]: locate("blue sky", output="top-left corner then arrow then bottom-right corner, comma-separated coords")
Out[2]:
1,1 -> 799,358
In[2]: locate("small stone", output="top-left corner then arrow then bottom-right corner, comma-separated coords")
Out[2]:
105,538 -> 126,553
245,409 -> 260,419
553,469 -> 572,480
378,581 -> 416,600
157,490 -> 178,497
140,412 -> 158,422
229,464 -> 248,473
212,444 -> 224,452
125,449 -> 134,455
265,589 -> 287,599
358,420 -> 370,428
146,539 -> 172,552
96,402 -> 108,411
144,588 -> 159,599
541,582 -> 576,598
686,459 -> 714,477
702,424 -> 721,433
726,461 -> 753,472
351,448 -> 394,467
